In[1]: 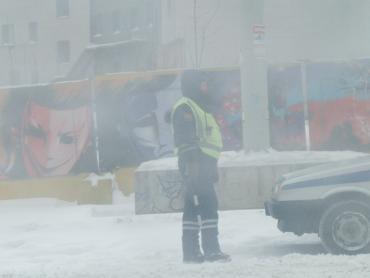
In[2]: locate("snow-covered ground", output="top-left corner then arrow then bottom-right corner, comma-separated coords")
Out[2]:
1,194 -> 370,278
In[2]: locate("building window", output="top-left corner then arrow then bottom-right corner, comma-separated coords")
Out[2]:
31,70 -> 39,84
56,0 -> 69,17
130,8 -> 139,31
146,1 -> 154,27
57,40 -> 70,63
92,14 -> 103,37
112,11 -> 122,34
121,11 -> 131,34
9,69 -> 20,85
29,22 -> 38,43
2,24 -> 15,45
167,0 -> 172,16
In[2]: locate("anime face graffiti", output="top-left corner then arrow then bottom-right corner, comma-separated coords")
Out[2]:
21,101 -> 91,177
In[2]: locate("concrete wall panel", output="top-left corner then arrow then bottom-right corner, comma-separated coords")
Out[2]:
135,162 -> 324,214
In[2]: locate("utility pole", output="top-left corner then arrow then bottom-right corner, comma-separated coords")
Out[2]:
240,0 -> 270,152
193,0 -> 199,68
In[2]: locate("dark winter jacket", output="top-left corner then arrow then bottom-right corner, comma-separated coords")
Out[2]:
172,70 -> 219,189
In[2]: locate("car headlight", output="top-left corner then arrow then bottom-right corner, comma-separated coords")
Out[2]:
273,182 -> 281,195
273,176 -> 285,196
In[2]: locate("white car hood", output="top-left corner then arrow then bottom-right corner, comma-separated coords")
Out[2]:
281,155 -> 370,189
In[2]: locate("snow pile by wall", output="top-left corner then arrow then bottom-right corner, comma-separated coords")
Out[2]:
137,150 -> 367,171
135,150 -> 368,214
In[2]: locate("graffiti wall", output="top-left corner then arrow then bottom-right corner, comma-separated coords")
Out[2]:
0,81 -> 96,180
268,64 -> 305,150
268,59 -> 370,152
94,69 -> 242,172
0,69 -> 242,180
2,60 -> 369,181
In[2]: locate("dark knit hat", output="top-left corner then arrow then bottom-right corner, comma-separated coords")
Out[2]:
180,69 -> 207,98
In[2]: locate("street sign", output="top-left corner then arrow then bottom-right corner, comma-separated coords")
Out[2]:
252,24 -> 266,58
252,24 -> 265,45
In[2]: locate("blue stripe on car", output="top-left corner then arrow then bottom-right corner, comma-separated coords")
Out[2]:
283,169 -> 370,190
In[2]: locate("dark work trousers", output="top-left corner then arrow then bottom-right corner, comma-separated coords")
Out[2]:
179,155 -> 221,258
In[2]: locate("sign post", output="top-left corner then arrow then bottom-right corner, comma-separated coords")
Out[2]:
240,0 -> 270,152
252,24 -> 266,58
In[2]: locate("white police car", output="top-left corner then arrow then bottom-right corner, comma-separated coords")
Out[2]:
265,155 -> 370,254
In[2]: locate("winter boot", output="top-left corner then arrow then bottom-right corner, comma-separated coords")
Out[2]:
201,227 -> 231,262
183,252 -> 205,264
204,251 -> 231,262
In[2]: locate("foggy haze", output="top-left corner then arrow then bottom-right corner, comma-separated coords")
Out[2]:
1,1 -> 370,278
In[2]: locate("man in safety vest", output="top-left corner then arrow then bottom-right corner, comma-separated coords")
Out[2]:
172,70 -> 230,263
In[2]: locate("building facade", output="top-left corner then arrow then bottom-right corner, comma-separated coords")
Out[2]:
85,0 -> 161,75
160,0 -> 243,69
161,0 -> 370,69
2,0 -> 370,85
0,0 -> 90,86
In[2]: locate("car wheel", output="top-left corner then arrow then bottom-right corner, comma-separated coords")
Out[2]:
319,200 -> 370,255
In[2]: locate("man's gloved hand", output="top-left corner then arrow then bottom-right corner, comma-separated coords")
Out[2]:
183,160 -> 199,196
186,147 -> 201,173
182,149 -> 201,194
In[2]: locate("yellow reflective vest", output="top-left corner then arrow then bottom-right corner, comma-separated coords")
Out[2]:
172,97 -> 223,159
